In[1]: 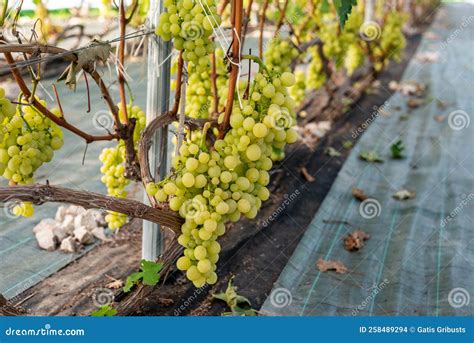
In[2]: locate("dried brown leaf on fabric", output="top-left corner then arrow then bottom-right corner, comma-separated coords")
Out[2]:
436,99 -> 448,109
416,51 -> 439,63
301,167 -> 316,182
434,115 -> 446,123
389,80 -> 427,97
352,188 -> 368,201
407,98 -> 424,108
393,189 -> 416,200
316,258 -> 348,274
425,31 -> 440,40
344,230 -> 371,252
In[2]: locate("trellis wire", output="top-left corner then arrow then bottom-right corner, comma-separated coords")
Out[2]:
0,29 -> 155,74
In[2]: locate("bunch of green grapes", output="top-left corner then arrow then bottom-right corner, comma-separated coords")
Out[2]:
307,47 -> 327,90
146,70 -> 298,287
100,143 -> 129,229
289,70 -> 307,107
99,104 -> 146,229
184,49 -> 227,119
264,38 -> 299,74
0,90 -> 63,218
344,43 -> 365,76
186,63 -> 212,119
156,0 -> 220,71
372,12 -> 406,71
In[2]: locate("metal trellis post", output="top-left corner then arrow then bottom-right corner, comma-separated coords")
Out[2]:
142,0 -> 171,261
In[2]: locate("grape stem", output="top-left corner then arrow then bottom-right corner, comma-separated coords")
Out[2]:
241,54 -> 270,75
274,0 -> 289,34
241,0 -> 254,49
171,51 -> 184,115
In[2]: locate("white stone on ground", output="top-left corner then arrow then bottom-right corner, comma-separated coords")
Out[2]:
35,229 -> 57,251
60,215 -> 75,235
33,219 -> 60,234
60,236 -> 76,253
73,226 -> 94,245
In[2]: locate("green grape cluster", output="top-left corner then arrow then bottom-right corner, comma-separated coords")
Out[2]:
99,104 -> 146,229
146,70 -> 298,287
373,12 -> 406,71
344,43 -> 365,76
307,47 -> 327,90
186,63 -> 212,119
184,49 -> 227,119
156,0 -> 220,71
0,90 -> 64,218
289,70 -> 307,107
264,38 -> 299,74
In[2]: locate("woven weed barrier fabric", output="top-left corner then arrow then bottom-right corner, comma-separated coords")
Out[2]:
261,3 -> 474,316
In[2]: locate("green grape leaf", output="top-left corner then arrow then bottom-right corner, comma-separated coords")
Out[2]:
333,0 -> 358,28
390,140 -> 405,159
91,304 -> 117,317
123,260 -> 163,292
140,260 -> 163,286
123,272 -> 142,293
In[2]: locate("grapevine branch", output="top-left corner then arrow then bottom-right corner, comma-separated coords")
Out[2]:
210,50 -> 219,115
117,0 -> 129,125
258,0 -> 269,59
0,184 -> 183,233
138,112 -> 215,185
275,0 -> 289,33
3,51 -> 115,143
241,0 -> 254,48
218,0 -> 243,139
